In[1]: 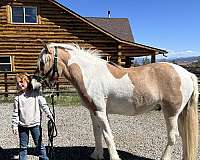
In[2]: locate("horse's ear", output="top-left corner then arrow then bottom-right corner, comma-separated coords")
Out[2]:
45,44 -> 51,54
37,39 -> 46,47
37,39 -> 51,54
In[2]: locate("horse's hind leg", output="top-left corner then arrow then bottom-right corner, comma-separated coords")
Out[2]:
94,111 -> 121,160
90,113 -> 104,160
162,108 -> 180,160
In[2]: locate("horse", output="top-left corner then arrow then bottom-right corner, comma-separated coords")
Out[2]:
33,42 -> 199,160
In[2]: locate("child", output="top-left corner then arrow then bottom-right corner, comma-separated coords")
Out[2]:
12,73 -> 53,160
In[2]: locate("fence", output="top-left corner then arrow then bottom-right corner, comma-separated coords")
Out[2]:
0,72 -> 77,97
184,66 -> 200,104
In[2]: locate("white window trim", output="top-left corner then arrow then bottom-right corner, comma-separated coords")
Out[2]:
0,56 -> 12,72
11,6 -> 38,24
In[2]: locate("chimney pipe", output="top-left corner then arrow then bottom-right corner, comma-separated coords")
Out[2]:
108,11 -> 111,18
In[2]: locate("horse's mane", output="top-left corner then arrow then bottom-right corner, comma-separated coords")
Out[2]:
47,43 -> 104,63
46,43 -> 124,69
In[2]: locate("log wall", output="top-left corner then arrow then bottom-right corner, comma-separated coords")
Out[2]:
0,0 -> 118,73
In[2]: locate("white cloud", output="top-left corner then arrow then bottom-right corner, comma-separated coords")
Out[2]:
185,50 -> 193,53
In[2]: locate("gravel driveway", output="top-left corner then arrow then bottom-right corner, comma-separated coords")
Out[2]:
0,104 -> 199,160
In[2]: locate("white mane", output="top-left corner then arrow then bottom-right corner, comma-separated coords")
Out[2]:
47,43 -> 105,63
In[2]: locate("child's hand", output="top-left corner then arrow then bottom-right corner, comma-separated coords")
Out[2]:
12,128 -> 18,135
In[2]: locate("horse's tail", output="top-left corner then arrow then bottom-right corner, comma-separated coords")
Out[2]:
178,74 -> 199,160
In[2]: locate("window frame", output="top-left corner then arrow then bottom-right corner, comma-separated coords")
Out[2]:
11,6 -> 38,24
0,56 -> 12,72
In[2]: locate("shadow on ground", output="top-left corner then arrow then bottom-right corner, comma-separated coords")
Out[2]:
0,146 -> 153,160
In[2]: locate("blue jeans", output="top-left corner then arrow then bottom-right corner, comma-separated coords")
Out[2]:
18,125 -> 49,160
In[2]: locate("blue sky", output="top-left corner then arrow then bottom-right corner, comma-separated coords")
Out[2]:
57,0 -> 200,58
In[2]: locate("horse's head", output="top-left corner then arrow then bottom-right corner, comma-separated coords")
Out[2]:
33,42 -> 101,90
33,42 -> 71,89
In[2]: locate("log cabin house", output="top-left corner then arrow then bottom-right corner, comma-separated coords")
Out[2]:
0,0 -> 167,95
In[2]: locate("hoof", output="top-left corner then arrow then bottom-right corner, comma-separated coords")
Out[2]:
90,151 -> 104,160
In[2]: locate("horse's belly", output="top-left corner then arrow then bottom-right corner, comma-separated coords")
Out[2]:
106,97 -> 137,115
106,97 -> 157,116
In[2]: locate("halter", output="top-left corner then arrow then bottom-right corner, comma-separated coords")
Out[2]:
34,46 -> 59,88
45,46 -> 59,80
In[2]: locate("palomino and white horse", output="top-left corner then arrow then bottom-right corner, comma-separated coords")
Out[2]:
33,43 -> 199,160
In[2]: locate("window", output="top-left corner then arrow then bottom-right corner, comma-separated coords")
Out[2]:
11,6 -> 37,24
0,56 -> 12,72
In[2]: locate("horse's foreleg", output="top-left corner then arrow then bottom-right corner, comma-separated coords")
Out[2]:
95,111 -> 121,160
90,113 -> 104,160
162,111 -> 179,160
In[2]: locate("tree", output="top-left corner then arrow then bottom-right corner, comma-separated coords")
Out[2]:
142,57 -> 150,65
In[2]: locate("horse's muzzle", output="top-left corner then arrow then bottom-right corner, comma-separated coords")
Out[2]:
31,77 -> 42,90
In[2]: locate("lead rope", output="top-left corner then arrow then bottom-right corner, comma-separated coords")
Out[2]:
47,94 -> 58,160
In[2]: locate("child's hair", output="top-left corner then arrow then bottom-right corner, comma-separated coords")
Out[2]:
16,73 -> 32,91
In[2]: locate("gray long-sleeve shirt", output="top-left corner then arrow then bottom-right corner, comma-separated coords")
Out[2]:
12,91 -> 53,129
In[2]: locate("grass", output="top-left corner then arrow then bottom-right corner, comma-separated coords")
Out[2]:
44,93 -> 81,106
0,93 -> 81,107
0,95 -> 15,103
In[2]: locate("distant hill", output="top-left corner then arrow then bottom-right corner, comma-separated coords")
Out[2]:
133,56 -> 200,66
158,56 -> 200,66
159,56 -> 200,62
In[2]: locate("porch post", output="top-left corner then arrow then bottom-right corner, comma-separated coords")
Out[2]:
151,52 -> 156,63
117,44 -> 122,64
